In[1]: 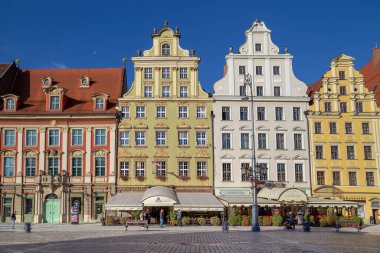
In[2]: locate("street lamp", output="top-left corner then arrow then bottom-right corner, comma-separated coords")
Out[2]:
243,73 -> 260,232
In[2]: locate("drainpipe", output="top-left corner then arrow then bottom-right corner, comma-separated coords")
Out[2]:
211,111 -> 216,195
304,109 -> 313,197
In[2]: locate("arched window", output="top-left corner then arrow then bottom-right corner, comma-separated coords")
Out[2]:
6,98 -> 15,110
162,44 -> 170,56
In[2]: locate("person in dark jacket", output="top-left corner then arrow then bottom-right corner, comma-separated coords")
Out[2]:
11,212 -> 16,229
144,209 -> 151,225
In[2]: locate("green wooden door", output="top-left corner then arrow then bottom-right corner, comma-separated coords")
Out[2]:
44,199 -> 60,223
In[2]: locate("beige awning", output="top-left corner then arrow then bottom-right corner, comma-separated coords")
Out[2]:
307,198 -> 359,208
218,197 -> 280,207
105,192 -> 144,211
141,186 -> 178,206
175,192 -> 224,211
257,188 -> 308,202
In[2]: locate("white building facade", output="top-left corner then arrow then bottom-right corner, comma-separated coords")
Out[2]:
213,20 -> 310,209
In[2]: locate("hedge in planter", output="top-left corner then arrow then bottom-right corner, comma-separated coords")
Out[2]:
271,215 -> 283,226
241,215 -> 251,226
182,216 -> 191,226
210,216 -> 220,226
197,217 -> 206,225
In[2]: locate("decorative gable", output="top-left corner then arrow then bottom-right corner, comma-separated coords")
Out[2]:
292,154 -> 308,160
256,153 -> 271,159
256,125 -> 270,131
220,125 -> 234,131
220,154 -> 235,159
274,126 -> 288,131
274,154 -> 290,160
239,125 -> 251,131
44,86 -> 66,112
292,127 -> 306,131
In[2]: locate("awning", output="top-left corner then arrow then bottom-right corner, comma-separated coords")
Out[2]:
307,198 -> 359,207
218,197 -> 280,207
257,188 -> 308,202
141,186 -> 178,206
175,192 -> 224,211
105,192 -> 144,211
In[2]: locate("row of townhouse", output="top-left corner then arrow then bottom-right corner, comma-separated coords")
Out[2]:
0,20 -> 379,224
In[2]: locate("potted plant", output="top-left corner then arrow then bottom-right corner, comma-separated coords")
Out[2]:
210,216 -> 220,226
182,216 -> 191,226
132,211 -> 140,220
169,210 -> 177,226
271,215 -> 283,226
197,217 -> 206,225
241,215 -> 250,226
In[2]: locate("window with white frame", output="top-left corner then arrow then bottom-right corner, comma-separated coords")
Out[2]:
135,131 -> 146,146
324,102 -> 332,112
162,44 -> 170,56
196,106 -> 206,118
295,164 -> 303,182
95,129 -> 106,146
4,157 -> 15,176
276,133 -> 285,149
275,107 -> 284,120
48,157 -> 59,176
120,161 -> 129,177
274,87 -> 281,96
162,86 -> 170,97
95,98 -> 104,109
241,163 -> 250,181
50,96 -> 60,110
120,131 -> 129,146
331,145 -> 339,159
256,66 -> 263,75
316,145 -> 324,159
222,106 -> 230,120
240,107 -> 248,120
156,131 -> 166,146
257,107 -> 266,120
71,129 -> 83,146
258,133 -> 267,149
144,86 -> 153,97
179,161 -> 189,177
178,106 -> 188,118
241,133 -> 249,149
222,133 -> 231,149
144,68 -> 153,79
162,67 -> 170,78
293,107 -> 301,121
339,71 -> 346,80
196,132 -> 206,146
179,68 -> 188,79
362,123 -> 370,134
156,106 -> 166,118
345,122 -> 353,134
135,161 -> 145,176
349,171 -> 357,186
4,129 -> 15,146
347,145 -> 355,160
340,102 -> 347,113
294,134 -> 303,150
273,66 -> 280,75
277,163 -> 285,182
333,171 -> 341,185
317,171 -> 325,185
258,163 -> 268,180
197,161 -> 207,177
222,163 -> 231,181
238,66 -> 246,75
364,146 -> 372,160
366,171 -> 375,186
25,157 -> 36,177
156,161 -> 166,177
95,157 -> 106,176
179,86 -> 188,97
121,106 -> 129,118
178,131 -> 188,146
340,86 -> 347,95
136,106 -> 145,118
256,86 -> 263,96
26,129 -> 37,146
255,43 -> 262,52
314,122 -> 322,134
239,85 -> 246,96
355,102 -> 363,113
71,157 -> 82,177
6,98 -> 15,110
48,129 -> 60,146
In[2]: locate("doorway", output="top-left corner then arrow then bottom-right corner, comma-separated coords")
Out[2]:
373,209 -> 379,224
2,197 -> 13,222
43,194 -> 60,223
150,207 -> 170,224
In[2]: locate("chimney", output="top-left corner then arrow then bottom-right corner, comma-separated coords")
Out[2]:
373,48 -> 380,68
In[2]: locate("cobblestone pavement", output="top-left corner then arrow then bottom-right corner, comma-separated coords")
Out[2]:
0,224 -> 379,253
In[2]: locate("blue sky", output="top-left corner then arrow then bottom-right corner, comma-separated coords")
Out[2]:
1,0 -> 380,92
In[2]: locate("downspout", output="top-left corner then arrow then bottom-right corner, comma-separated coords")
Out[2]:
304,108 -> 313,197
211,110 -> 215,195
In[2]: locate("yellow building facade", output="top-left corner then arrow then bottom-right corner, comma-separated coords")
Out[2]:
308,55 -> 380,223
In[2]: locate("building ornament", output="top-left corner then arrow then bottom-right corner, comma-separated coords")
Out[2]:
134,122 -> 148,129
1,150 -> 17,156
154,150 -> 169,158
195,150 -> 209,158
177,149 -> 191,158
92,149 -> 109,156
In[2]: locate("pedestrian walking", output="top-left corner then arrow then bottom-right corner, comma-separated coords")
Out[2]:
159,209 -> 164,228
11,211 -> 16,229
288,211 -> 295,230
144,209 -> 151,225
370,216 -> 374,224
297,210 -> 304,225
177,209 -> 182,227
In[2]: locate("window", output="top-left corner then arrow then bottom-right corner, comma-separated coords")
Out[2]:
255,43 -> 262,52
241,163 -> 250,181
71,129 -> 83,146
222,163 -> 231,181
317,171 -> 325,185
48,157 -> 59,176
294,134 -> 302,150
364,146 -> 372,160
6,99 -> 15,110
121,106 -> 129,118
340,86 -> 347,95
179,68 -> 188,79
135,161 -> 145,177
179,86 -> 188,97
331,146 -> 339,159
257,107 -> 266,120
316,145 -> 324,159
4,130 -> 15,146
295,164 -> 303,182
275,107 -> 284,120
324,102 -> 332,112
345,122 -> 353,134
135,131 -> 146,146
274,87 -> 281,96
4,157 -> 14,176
26,130 -> 37,146
349,172 -> 357,186
179,162 -> 189,177
95,129 -> 106,146
339,71 -> 346,80
120,161 -> 129,177
71,157 -> 82,177
24,198 -> 33,215
95,157 -> 106,176
178,106 -> 188,118
256,86 -> 263,96
258,133 -> 267,149
366,172 -> 375,186
197,162 -> 207,177
277,163 -> 286,182
332,171 -> 341,185
162,86 -> 170,97
196,106 -> 206,118
222,133 -> 231,149
273,66 -> 280,75
240,133 -> 249,149
162,44 -> 170,56
256,66 -> 263,75
50,96 -> 60,110
346,146 -> 355,160
340,102 -> 347,113
222,106 -> 230,120
240,107 -> 248,120
25,157 -> 36,177
196,132 -> 206,146
239,66 -> 246,75
120,131 -> 129,146
362,123 -> 370,134
156,161 -> 166,177
144,68 -> 153,79
95,98 -> 104,109
293,107 -> 301,121
156,131 -> 166,146
314,122 -> 322,134
144,86 -> 153,97
355,102 -> 363,113
276,133 -> 285,149
258,163 -> 268,181
136,106 -> 145,118
178,131 -> 188,146
329,122 -> 337,134
162,67 -> 170,78
49,129 -> 60,146
239,86 -> 246,96
156,106 -> 166,118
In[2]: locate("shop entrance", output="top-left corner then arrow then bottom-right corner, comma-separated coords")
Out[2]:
1,197 -> 13,222
372,209 -> 379,224
150,207 -> 170,224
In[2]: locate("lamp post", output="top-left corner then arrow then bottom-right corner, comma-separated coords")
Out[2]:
243,73 -> 260,232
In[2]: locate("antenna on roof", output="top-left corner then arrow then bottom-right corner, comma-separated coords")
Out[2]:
122,57 -> 127,68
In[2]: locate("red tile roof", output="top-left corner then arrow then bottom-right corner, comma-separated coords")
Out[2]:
2,67 -> 125,114
0,63 -> 12,78
360,48 -> 380,105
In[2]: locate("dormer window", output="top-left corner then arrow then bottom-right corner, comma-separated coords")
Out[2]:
2,94 -> 20,111
80,76 -> 90,87
42,76 -> 52,87
6,98 -> 15,110
162,44 -> 170,56
50,96 -> 60,110
91,93 -> 109,111
96,98 -> 105,109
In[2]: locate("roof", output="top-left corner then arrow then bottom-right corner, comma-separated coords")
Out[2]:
175,193 -> 224,211
0,62 -> 19,96
105,192 -> 144,211
2,67 -> 125,114
360,48 -> 380,105
0,63 -> 12,78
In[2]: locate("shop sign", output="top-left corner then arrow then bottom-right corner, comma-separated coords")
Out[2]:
220,189 -> 250,196
279,189 -> 307,202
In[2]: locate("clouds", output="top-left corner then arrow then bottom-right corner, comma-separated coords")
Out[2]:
50,62 -> 68,69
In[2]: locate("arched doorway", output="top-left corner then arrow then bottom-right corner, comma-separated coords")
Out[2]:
44,194 -> 60,223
